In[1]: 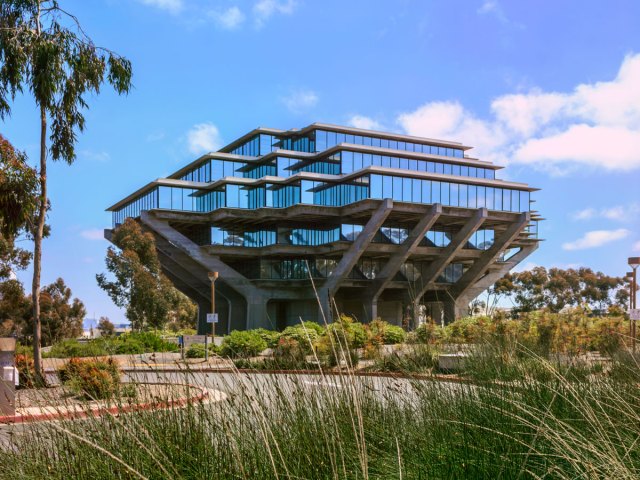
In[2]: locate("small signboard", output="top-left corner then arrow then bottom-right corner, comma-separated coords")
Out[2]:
182,335 -> 207,350
206,313 -> 219,324
630,309 -> 640,321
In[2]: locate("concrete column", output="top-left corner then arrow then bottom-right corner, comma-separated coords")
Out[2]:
365,203 -> 442,321
246,297 -> 270,330
451,212 -> 530,299
413,208 -> 488,307
319,199 -> 394,322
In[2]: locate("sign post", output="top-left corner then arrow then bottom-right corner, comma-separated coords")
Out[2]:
0,337 -> 16,417
207,272 -> 219,362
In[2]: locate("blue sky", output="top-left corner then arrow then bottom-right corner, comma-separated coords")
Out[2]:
3,0 -> 640,322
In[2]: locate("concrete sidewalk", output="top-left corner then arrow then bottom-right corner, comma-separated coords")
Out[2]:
43,352 -> 236,373
1,384 -> 226,424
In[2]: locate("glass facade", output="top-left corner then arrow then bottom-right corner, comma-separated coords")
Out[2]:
314,129 -> 465,158
111,125 -> 534,232
341,150 -> 494,179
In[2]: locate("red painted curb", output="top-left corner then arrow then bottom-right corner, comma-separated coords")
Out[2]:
0,383 -> 209,425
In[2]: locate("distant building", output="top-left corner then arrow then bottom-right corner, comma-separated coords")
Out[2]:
106,123 -> 541,333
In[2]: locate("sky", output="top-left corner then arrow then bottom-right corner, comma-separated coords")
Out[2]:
2,0 -> 640,323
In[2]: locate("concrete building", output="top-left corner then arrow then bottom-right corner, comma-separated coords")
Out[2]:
106,123 -> 541,333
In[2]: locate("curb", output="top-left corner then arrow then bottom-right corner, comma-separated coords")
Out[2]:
0,383 -> 210,425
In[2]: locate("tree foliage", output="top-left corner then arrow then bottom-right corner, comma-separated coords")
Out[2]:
493,267 -> 628,315
0,276 -> 84,345
0,135 -> 39,279
0,0 -> 132,379
97,218 -> 197,331
0,1 -> 133,162
97,316 -> 115,336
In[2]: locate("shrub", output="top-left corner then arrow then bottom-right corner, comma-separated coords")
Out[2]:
382,324 -> 406,344
119,332 -> 178,353
253,328 -> 281,348
274,337 -> 307,363
15,354 -> 36,389
281,323 -> 322,353
220,330 -> 267,358
58,358 -> 121,400
324,315 -> 367,348
368,318 -> 406,345
114,338 -> 145,355
412,321 -> 442,344
185,343 -> 219,358
45,339 -> 110,358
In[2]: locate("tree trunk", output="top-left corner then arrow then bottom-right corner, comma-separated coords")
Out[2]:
32,105 -> 47,385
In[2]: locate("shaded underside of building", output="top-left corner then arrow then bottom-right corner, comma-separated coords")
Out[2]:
106,123 -> 542,333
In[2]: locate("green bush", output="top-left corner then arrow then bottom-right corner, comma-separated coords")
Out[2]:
58,358 -> 121,400
281,323 -> 323,353
411,321 -> 443,344
185,343 -> 219,359
45,339 -> 110,358
253,328 -> 281,348
382,324 -> 406,344
119,332 -> 178,353
220,330 -> 267,358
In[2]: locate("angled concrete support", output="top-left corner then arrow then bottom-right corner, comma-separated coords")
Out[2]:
440,212 -> 531,322
318,199 -> 393,322
454,243 -> 539,314
411,208 -> 488,312
142,211 -> 265,330
365,203 -> 442,321
451,212 -> 530,299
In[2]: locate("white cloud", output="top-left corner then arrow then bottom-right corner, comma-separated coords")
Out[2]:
562,229 -> 630,251
281,89 -> 318,113
253,0 -> 296,27
572,208 -> 596,221
81,229 -> 105,241
633,241 -> 640,253
476,0 -> 522,28
348,115 -> 383,131
209,6 -> 245,30
572,203 -> 640,222
395,53 -> 640,174
186,123 -> 223,155
79,150 -> 110,162
138,0 -> 183,14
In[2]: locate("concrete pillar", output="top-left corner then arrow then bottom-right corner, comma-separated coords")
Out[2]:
246,297 -> 270,330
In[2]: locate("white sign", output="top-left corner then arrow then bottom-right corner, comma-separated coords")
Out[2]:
206,313 -> 219,324
182,335 -> 207,350
630,309 -> 640,321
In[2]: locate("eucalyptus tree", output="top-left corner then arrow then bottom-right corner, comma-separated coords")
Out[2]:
0,134 -> 38,279
0,1 -> 132,380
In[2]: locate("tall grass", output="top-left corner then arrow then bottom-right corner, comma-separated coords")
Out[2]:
2,349 -> 640,479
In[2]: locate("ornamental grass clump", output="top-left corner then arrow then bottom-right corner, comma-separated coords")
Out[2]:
58,358 -> 121,400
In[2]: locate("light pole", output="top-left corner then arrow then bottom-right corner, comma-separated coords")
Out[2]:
628,257 -> 639,355
207,271 -> 219,362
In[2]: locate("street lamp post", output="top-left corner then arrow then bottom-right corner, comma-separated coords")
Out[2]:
206,271 -> 219,362
628,257 -> 640,355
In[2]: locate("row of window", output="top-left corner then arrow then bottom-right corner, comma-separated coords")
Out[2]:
341,150 -> 494,179
315,129 -> 465,158
113,174 -> 531,226
369,175 -> 530,212
229,257 -> 465,282
211,227 -> 276,247
180,159 -> 244,183
229,134 -> 277,157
